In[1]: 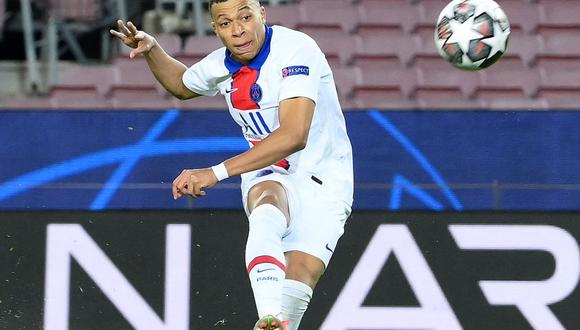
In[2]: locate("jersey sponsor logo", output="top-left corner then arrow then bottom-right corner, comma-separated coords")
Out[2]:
282,65 -> 309,78
250,83 -> 263,103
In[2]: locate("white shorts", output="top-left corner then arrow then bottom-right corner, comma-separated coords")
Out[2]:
241,167 -> 352,268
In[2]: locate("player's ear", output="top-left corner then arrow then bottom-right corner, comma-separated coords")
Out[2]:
211,21 -> 217,35
260,6 -> 266,24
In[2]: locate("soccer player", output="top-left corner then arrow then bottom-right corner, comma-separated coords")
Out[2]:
111,0 -> 353,329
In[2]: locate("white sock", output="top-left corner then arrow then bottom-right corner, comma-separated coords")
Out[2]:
246,204 -> 287,318
281,279 -> 313,330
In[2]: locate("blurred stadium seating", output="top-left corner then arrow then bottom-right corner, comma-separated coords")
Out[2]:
263,1 -> 300,28
178,33 -> 223,63
1,0 -> 579,110
357,0 -> 418,34
537,0 -> 580,30
296,0 -> 358,33
500,0 -> 539,33
48,0 -> 103,22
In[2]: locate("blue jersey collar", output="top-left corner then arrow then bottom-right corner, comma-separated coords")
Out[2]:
225,25 -> 273,73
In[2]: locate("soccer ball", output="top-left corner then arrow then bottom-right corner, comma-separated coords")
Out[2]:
434,0 -> 511,70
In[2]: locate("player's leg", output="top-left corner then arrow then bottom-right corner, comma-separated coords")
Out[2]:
281,251 -> 321,330
246,180 -> 290,325
280,194 -> 351,330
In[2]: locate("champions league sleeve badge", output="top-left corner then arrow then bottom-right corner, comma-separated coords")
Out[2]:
282,66 -> 310,78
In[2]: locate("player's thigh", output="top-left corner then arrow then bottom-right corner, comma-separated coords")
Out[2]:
283,195 -> 351,269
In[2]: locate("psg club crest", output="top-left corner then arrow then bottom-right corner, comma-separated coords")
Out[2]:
250,83 -> 262,103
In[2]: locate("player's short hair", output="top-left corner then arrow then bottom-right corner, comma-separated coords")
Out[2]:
209,0 -> 261,8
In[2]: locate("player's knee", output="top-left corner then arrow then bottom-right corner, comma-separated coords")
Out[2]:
254,193 -> 281,208
248,181 -> 289,218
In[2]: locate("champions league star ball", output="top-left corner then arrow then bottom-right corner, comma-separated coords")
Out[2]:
435,0 -> 511,70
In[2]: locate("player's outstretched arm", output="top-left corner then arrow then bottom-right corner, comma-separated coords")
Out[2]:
225,97 -> 315,176
171,97 -> 314,200
110,20 -> 198,100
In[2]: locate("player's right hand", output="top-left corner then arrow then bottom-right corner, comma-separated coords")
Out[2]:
110,20 -> 157,59
172,168 -> 219,200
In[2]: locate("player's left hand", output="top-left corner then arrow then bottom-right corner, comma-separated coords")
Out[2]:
172,168 -> 218,200
110,20 -> 157,59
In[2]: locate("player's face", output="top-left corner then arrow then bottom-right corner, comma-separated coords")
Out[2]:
211,0 -> 266,65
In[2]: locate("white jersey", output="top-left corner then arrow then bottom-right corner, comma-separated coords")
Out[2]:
183,25 -> 353,205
